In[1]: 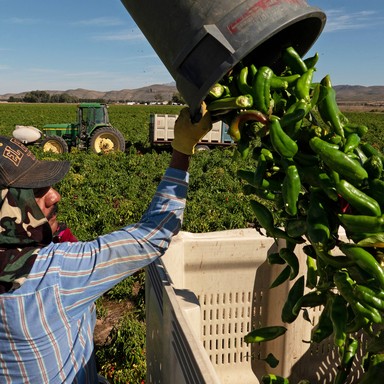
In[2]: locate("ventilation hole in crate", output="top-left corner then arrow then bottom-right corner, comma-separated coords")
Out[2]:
199,291 -> 255,367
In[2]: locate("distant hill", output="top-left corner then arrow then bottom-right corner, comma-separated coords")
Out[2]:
0,84 -> 179,103
334,85 -> 384,104
1,84 -> 384,105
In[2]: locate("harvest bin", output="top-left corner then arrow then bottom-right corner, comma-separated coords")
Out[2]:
145,229 -> 367,384
120,0 -> 326,112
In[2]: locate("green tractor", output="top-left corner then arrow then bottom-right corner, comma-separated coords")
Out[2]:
13,103 -> 126,154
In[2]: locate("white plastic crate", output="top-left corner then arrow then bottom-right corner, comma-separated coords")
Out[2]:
146,229 -> 366,384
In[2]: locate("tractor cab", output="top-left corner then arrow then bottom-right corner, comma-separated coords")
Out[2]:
78,103 -> 110,131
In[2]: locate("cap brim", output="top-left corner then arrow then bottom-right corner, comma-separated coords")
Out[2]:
11,160 -> 71,189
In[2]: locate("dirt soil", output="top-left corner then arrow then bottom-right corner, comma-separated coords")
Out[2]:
339,103 -> 384,113
94,299 -> 135,346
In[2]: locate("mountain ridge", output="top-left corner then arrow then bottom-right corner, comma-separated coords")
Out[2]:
1,84 -> 384,104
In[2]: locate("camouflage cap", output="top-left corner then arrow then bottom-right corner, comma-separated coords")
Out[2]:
0,136 -> 70,188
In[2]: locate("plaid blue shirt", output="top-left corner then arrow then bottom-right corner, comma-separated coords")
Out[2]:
0,168 -> 188,383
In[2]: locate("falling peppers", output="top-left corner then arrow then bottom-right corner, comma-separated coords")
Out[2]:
203,45 -> 384,384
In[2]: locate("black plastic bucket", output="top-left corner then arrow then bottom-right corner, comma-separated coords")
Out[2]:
120,0 -> 326,111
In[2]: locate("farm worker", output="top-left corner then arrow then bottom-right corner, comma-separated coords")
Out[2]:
0,104 -> 212,383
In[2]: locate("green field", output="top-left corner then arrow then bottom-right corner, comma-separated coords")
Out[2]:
1,103 -> 383,236
1,103 -> 384,383
0,103 -> 264,244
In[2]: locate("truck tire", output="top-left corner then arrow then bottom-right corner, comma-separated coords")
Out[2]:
41,135 -> 69,154
90,127 -> 126,154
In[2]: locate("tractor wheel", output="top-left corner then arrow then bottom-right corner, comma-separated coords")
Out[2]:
195,144 -> 210,152
41,136 -> 69,154
90,127 -> 126,154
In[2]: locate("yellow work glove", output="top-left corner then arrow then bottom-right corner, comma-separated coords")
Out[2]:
171,103 -> 212,155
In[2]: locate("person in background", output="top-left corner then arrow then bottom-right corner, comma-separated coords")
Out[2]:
0,105 -> 212,383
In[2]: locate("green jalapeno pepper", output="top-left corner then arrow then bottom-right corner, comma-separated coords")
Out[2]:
360,142 -> 384,163
244,325 -> 287,343
340,212 -> 384,231
354,146 -> 368,165
306,254 -> 318,289
312,243 -> 353,269
208,83 -> 225,99
306,189 -> 331,245
261,374 -> 290,384
343,123 -> 369,137
252,66 -> 274,114
269,116 -> 298,158
339,243 -> 384,290
253,187 -> 276,200
228,109 -> 268,142
329,294 -> 348,354
317,75 -> 347,139
334,336 -> 359,384
282,164 -> 301,216
270,76 -> 288,90
364,155 -> 383,179
279,103 -> 306,129
273,73 -> 300,86
236,65 -> 254,95
334,270 -> 382,324
282,46 -> 308,75
309,137 -> 368,184
354,284 -> 384,311
295,68 -> 315,102
304,52 -> 319,69
343,132 -> 361,153
254,153 -> 268,188
336,179 -> 381,216
280,99 -> 308,138
206,94 -> 253,112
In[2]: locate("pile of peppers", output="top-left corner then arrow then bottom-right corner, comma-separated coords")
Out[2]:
204,46 -> 384,384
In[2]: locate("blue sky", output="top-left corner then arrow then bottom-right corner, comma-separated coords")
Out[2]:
1,0 -> 383,95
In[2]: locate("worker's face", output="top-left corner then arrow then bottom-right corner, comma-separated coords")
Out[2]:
33,187 -> 61,234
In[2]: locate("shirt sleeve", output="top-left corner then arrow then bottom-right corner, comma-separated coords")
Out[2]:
53,167 -> 189,315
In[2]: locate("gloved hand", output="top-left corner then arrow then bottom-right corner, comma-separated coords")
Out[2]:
171,103 -> 212,155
